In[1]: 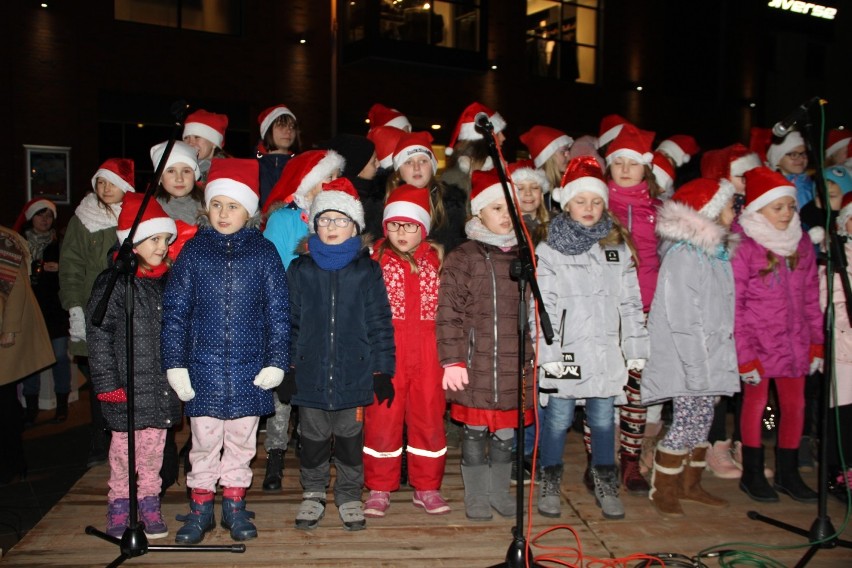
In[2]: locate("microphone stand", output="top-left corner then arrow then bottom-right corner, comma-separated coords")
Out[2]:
478,117 -> 554,568
85,101 -> 245,566
747,98 -> 852,566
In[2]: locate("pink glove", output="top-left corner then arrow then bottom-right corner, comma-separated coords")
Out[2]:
442,366 -> 469,392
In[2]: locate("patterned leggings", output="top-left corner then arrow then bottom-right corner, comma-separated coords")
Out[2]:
660,395 -> 715,452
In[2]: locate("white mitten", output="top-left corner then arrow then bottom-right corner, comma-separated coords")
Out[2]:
166,368 -> 196,401
740,369 -> 762,386
627,358 -> 646,371
809,357 -> 824,374
253,366 -> 285,390
69,306 -> 86,342
541,361 -> 568,378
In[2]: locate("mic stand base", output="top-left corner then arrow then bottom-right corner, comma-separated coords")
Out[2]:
86,525 -> 245,567
487,530 -> 545,568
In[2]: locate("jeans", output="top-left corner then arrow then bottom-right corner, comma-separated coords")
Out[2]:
22,336 -> 71,397
539,396 -> 616,469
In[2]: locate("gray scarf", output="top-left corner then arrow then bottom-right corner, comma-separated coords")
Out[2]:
546,213 -> 612,256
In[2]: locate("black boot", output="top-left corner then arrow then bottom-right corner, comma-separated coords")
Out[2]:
774,447 -> 818,503
262,449 -> 285,492
739,445 -> 779,502
24,395 -> 39,428
52,393 -> 69,424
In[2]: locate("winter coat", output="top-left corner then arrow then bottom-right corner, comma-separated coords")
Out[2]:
161,225 -> 290,420
607,180 -> 661,312
819,241 -> 852,407
263,205 -> 309,270
642,201 -> 740,405
732,227 -> 823,379
436,240 -> 534,411
533,239 -> 648,400
86,270 -> 181,431
287,238 -> 396,411
26,233 -> 67,339
785,171 -> 815,211
258,152 -> 293,206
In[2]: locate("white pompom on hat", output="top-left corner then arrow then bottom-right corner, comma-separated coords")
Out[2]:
116,192 -> 177,245
150,140 -> 200,181
204,158 -> 261,217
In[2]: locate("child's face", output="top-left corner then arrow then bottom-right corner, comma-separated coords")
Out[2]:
31,209 -> 55,234
161,163 -> 196,198
609,157 -> 645,187
552,145 -> 571,174
316,211 -> 357,244
134,232 -> 171,267
95,177 -> 125,205
515,181 -> 542,215
386,220 -> 423,253
271,116 -> 297,152
399,154 -> 433,188
729,174 -> 746,194
566,191 -> 605,227
478,197 -> 513,235
717,198 -> 736,229
827,180 -> 843,211
183,135 -> 216,161
757,196 -> 797,231
208,195 -> 250,234
778,145 -> 808,175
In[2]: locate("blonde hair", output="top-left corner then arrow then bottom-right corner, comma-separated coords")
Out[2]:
599,211 -> 640,267
759,250 -> 799,278
542,154 -> 565,191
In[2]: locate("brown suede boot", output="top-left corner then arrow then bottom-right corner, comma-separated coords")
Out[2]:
680,442 -> 727,507
649,444 -> 686,517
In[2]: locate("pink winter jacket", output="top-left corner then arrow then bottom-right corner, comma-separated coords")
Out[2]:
607,180 -> 661,312
732,231 -> 823,378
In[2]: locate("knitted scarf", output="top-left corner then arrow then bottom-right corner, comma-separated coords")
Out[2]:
25,228 -> 55,262
308,234 -> 362,270
464,217 -> 517,248
546,213 -> 613,256
738,209 -> 802,257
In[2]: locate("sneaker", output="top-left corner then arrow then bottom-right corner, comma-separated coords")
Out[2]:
510,455 -> 532,486
412,490 -> 451,515
338,501 -> 366,531
732,441 -> 773,478
706,440 -> 741,479
106,498 -> 130,538
364,490 -> 391,518
138,496 -> 168,539
295,492 -> 326,530
591,465 -> 625,520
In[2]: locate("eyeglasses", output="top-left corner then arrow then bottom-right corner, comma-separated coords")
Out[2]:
386,221 -> 420,233
316,216 -> 353,228
784,151 -> 808,160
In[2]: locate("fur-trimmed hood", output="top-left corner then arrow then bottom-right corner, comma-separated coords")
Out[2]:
655,200 -> 738,257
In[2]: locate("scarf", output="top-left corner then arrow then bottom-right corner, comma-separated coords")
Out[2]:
738,209 -> 802,257
308,234 -> 362,271
25,228 -> 55,262
137,261 -> 169,279
75,193 -> 121,232
464,217 -> 517,248
546,213 -> 613,256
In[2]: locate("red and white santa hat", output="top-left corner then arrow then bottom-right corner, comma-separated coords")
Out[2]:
743,166 -> 797,212
656,134 -> 700,168
367,125 -> 406,170
183,109 -> 229,149
605,124 -> 656,167
150,141 -> 201,181
309,177 -> 365,234
826,128 -> 851,159
205,158 -> 261,216
519,125 -> 573,168
392,131 -> 437,174
13,197 -> 58,233
384,184 -> 431,236
728,144 -> 762,177
91,158 -> 136,193
552,155 -> 608,208
766,130 -> 805,170
262,149 -> 346,213
116,192 -> 177,245
367,103 -> 412,131
508,159 -> 550,193
597,114 -> 629,148
651,151 -> 676,196
445,102 -> 506,155
837,192 -> 852,236
470,169 -> 506,215
258,104 -> 297,138
671,177 -> 736,220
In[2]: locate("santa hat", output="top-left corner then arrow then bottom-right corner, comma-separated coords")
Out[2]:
519,125 -> 573,168
91,158 -> 135,193
367,126 -> 406,170
392,131 -> 437,174
13,198 -> 57,233
605,124 -> 656,166
766,130 -> 806,170
262,149 -> 346,213
826,128 -> 851,159
671,178 -> 736,220
384,184 -> 431,236
837,192 -> 852,236
552,155 -> 608,208
258,104 -> 297,138
656,135 -> 700,168
150,141 -> 201,181
183,109 -> 228,149
728,144 -> 762,177
597,114 -> 629,148
825,165 -> 852,195
743,166 -> 797,212
508,159 -> 550,193
116,193 -> 177,245
444,102 -> 506,155
205,158 -> 261,216
651,151 -> 676,197
309,177 -> 365,234
367,103 -> 411,131
748,127 -> 773,164
470,169 -> 506,216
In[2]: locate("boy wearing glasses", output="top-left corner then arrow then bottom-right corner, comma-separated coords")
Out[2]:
278,178 -> 395,532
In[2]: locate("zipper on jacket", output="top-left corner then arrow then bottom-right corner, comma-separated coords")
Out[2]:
559,309 -> 567,348
485,251 -> 499,404
328,270 -> 337,409
225,239 -> 233,403
627,204 -> 633,232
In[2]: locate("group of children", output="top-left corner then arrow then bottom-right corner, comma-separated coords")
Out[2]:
40,100 -> 851,545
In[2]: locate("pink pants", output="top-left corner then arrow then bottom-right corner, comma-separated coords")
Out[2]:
740,376 -> 805,449
107,428 -> 166,501
187,415 -> 259,491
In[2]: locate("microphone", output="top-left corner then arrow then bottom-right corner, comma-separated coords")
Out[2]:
772,96 -> 823,137
474,112 -> 493,132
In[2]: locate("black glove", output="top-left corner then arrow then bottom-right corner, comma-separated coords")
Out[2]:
373,373 -> 394,407
277,371 -> 297,404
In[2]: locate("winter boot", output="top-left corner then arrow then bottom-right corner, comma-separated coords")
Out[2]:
338,501 -> 366,531
52,393 -> 69,424
706,439 -> 741,479
649,444 -> 686,517
138,495 -> 169,539
537,465 -> 563,518
460,427 -> 491,520
488,434 -> 517,518
774,448 -> 818,503
733,440 -> 773,477
262,449 -> 285,492
295,492 -> 327,530
24,395 -> 39,428
680,443 -> 727,507
640,421 -> 663,475
175,489 -> 216,544
220,487 -> 257,541
738,445 -> 779,502
105,498 -> 131,538
591,465 -> 625,519
620,451 -> 651,496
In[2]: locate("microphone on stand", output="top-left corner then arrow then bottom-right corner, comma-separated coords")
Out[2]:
772,96 -> 824,137
475,112 -> 494,133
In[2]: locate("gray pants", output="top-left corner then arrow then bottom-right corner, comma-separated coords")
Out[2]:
299,406 -> 363,506
264,398 -> 292,452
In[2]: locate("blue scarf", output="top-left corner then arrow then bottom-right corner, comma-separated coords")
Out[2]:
309,234 -> 362,270
546,213 -> 613,256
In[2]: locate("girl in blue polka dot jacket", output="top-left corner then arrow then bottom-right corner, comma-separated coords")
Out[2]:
161,159 -> 290,544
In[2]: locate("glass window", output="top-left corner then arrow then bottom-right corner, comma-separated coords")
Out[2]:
526,0 -> 599,84
115,0 -> 241,35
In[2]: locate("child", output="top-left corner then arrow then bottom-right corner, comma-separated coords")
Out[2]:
642,178 -> 740,517
519,125 -> 573,211
162,158 -> 290,543
766,129 -> 814,210
150,140 -> 203,225
257,104 -> 301,204
437,169 -> 535,521
86,193 -> 181,539
363,185 -> 448,517
733,166 -> 822,504
278,177 -> 395,531
440,102 -> 507,194
509,160 -> 550,246
533,156 -> 648,520
182,109 -> 229,182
